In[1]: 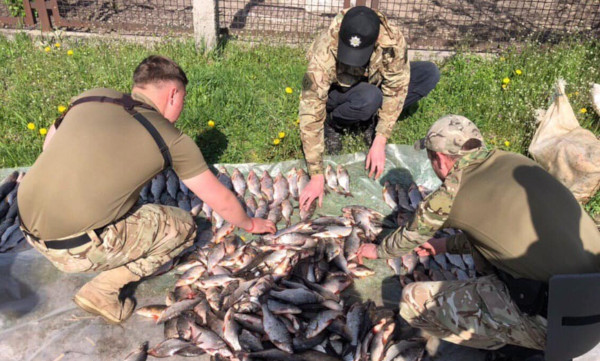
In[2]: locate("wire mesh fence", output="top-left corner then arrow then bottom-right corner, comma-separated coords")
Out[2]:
0,0 -> 598,51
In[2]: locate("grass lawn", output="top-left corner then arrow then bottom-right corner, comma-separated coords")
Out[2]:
0,33 -> 598,215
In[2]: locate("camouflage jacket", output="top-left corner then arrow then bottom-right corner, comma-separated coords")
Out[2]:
377,149 -> 492,258
299,9 -> 411,175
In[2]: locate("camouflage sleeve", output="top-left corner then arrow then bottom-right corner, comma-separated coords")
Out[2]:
375,30 -> 410,139
446,232 -> 472,254
299,30 -> 335,176
377,184 -> 453,258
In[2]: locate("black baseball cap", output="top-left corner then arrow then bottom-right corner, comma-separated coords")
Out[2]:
338,6 -> 380,67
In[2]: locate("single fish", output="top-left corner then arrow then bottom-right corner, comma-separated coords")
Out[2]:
202,201 -> 213,219
296,168 -> 310,195
306,310 -> 342,338
156,298 -> 202,323
217,166 -> 234,190
148,338 -> 190,358
166,169 -> 179,199
273,173 -> 290,205
135,305 -> 167,321
324,164 -> 338,191
268,203 -> 283,224
336,165 -> 352,197
232,168 -> 247,197
222,308 -> 242,351
281,199 -> 293,227
383,181 -> 399,211
300,201 -> 316,222
370,321 -> 396,361
177,192 -> 191,212
255,198 -> 269,219
245,196 -> 258,217
312,226 -> 353,239
287,167 -> 299,200
247,169 -> 263,200
270,288 -> 324,305
407,182 -> 423,209
239,329 -> 264,352
396,184 -> 414,211
261,298 -> 293,353
260,170 -> 275,203
150,173 -> 166,202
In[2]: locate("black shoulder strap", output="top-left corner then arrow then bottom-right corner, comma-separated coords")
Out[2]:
55,94 -> 172,169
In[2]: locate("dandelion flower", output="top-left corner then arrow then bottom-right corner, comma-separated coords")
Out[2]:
296,118 -> 300,124
499,56 -> 505,61
580,108 -> 587,114
208,120 -> 215,127
504,140 -> 510,147
515,69 -> 522,75
278,132 -> 286,139
27,123 -> 35,130
502,84 -> 508,90
67,49 -> 74,56
502,77 -> 510,85
285,87 -> 293,94
40,128 -> 48,135
44,46 -> 51,53
273,138 -> 281,145
58,105 -> 67,113
575,91 -> 579,96
54,43 -> 61,48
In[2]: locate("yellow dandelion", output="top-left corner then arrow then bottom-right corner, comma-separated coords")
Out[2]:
27,122 -> 35,130
515,69 -> 522,75
54,43 -> 61,48
502,77 -> 510,85
580,108 -> 587,114
278,132 -> 286,139
208,120 -> 215,127
273,138 -> 281,145
285,87 -> 293,94
58,105 -> 67,113
504,140 -> 510,147
502,84 -> 508,90
39,128 -> 48,135
575,91 -> 579,96
296,118 -> 300,124
499,56 -> 505,61
67,49 -> 74,56
44,46 -> 51,53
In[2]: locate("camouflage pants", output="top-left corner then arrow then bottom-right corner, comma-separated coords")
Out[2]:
25,204 -> 196,278
400,274 -> 547,350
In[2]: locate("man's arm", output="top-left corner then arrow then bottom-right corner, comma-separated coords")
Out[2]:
183,171 -> 276,234
299,31 -> 335,177
376,185 -> 453,258
375,31 -> 411,139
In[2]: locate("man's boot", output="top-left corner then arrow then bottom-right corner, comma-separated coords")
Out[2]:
324,116 -> 343,155
73,266 -> 141,324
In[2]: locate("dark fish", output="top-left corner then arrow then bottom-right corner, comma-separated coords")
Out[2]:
123,341 -> 148,361
217,166 -> 234,190
166,169 -> 179,199
239,328 -> 264,352
255,198 -> 269,219
261,300 -> 293,353
150,173 -> 166,202
305,310 -> 342,338
245,196 -> 258,217
268,203 -> 283,224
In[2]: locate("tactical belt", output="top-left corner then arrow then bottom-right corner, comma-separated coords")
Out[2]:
20,93 -> 173,250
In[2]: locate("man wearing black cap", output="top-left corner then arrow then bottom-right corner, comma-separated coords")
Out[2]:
298,6 -> 440,212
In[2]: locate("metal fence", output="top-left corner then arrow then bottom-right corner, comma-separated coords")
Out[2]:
1,0 -> 599,51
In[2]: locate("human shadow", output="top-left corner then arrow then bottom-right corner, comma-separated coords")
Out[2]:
195,128 -> 229,165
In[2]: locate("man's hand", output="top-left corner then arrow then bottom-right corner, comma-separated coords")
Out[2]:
247,218 -> 277,234
356,243 -> 378,264
415,237 -> 448,256
365,134 -> 387,179
299,174 -> 324,211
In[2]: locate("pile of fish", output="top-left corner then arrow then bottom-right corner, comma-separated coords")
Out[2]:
129,206 -> 428,361
381,180 -> 477,285
140,164 -> 352,230
0,171 -> 26,253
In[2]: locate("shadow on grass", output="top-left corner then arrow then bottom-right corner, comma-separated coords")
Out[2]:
195,128 -> 228,165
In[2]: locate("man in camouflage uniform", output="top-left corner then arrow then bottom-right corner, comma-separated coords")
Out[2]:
18,56 -> 275,324
299,6 -> 440,211
357,115 -> 600,359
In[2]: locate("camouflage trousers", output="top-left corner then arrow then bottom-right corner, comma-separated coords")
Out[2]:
400,274 -> 547,350
24,204 -> 196,278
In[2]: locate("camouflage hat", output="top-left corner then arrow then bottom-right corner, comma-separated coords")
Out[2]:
414,115 -> 485,155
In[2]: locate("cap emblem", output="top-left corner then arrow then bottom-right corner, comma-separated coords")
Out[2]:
349,36 -> 361,48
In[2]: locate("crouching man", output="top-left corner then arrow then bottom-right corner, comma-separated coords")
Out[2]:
357,115 -> 600,360
17,55 -> 275,324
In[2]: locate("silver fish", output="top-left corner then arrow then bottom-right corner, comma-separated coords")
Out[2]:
281,199 -> 293,227
383,181 -> 399,211
306,310 -> 342,338
296,168 -> 310,195
407,182 -> 423,209
260,170 -> 275,203
247,169 -> 263,200
245,196 -> 258,217
261,299 -> 293,353
325,164 -> 338,191
255,198 -> 269,219
336,165 -> 352,197
273,173 -> 290,205
156,298 -> 202,323
268,203 -> 283,224
217,166 -> 234,190
148,339 -> 189,358
287,167 -> 299,200
232,168 -> 247,197
222,308 -> 242,351
300,201 -> 316,222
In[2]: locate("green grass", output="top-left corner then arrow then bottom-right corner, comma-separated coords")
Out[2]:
0,33 -> 599,215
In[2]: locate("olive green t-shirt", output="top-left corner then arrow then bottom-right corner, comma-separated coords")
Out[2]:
18,88 -> 208,239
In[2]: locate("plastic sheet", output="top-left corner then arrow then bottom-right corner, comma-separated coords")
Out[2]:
0,144 -> 492,361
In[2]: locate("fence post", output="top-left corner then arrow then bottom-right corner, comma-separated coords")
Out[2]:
193,0 -> 218,51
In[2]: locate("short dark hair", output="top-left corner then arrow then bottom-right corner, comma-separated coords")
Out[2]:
133,55 -> 188,88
